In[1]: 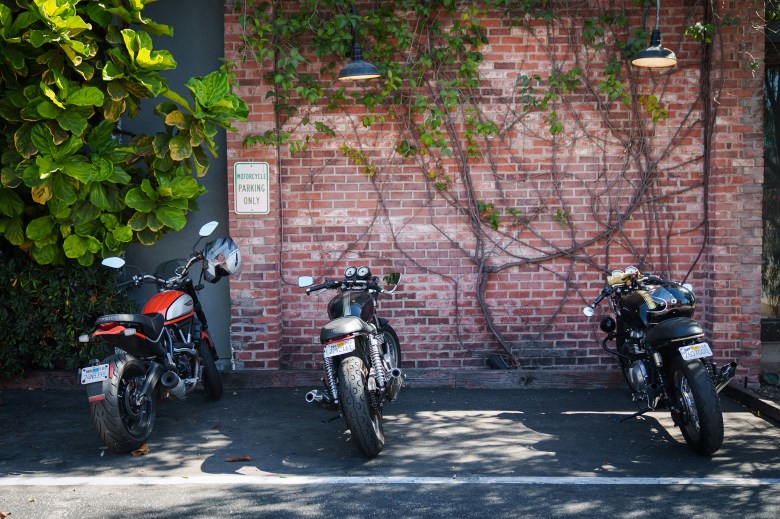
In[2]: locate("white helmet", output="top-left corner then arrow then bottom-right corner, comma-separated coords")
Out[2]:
203,237 -> 241,283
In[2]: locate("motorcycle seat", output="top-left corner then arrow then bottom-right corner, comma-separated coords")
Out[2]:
645,317 -> 704,345
320,316 -> 372,343
95,313 -> 165,339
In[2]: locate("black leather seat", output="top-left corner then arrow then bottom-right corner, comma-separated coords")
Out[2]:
320,316 -> 372,343
646,317 -> 704,345
95,313 -> 165,339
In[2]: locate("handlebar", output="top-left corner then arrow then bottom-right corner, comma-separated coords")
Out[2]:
304,277 -> 389,295
114,251 -> 205,291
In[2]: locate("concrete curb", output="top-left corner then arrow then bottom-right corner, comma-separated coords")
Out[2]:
723,384 -> 780,424
1,368 -> 623,391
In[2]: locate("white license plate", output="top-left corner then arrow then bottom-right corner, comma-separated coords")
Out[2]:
80,364 -> 109,384
679,343 -> 712,361
324,337 -> 356,358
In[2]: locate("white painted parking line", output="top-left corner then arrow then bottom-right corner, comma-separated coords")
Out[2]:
1,475 -> 780,486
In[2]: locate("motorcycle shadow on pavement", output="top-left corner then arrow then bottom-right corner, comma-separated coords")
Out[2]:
3,386 -> 779,481
192,387 -> 780,480
3,387 -> 780,519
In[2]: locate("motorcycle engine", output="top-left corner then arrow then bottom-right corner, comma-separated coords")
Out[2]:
626,360 -> 650,393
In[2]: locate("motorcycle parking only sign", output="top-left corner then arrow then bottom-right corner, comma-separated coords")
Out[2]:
234,162 -> 270,214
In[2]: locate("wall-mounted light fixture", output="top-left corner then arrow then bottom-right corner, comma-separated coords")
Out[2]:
631,0 -> 677,68
337,6 -> 380,81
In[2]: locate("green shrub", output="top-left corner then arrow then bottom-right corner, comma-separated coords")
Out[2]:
0,242 -> 134,379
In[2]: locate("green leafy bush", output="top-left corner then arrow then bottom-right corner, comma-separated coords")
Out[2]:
0,0 -> 248,266
0,242 -> 134,378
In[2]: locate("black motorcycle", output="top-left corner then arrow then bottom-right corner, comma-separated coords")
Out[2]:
299,266 -> 403,457
584,266 -> 737,455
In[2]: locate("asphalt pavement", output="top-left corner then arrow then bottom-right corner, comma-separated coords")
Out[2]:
1,386 -> 779,518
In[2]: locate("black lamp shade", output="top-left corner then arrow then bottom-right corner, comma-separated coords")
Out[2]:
338,59 -> 380,81
632,29 -> 677,68
338,41 -> 380,81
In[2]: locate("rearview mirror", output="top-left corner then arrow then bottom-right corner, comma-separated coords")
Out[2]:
101,257 -> 125,269
383,272 -> 401,286
199,221 -> 219,237
298,276 -> 314,288
582,306 -> 594,317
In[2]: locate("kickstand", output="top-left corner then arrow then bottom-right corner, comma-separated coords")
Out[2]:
617,409 -> 649,423
322,414 -> 341,423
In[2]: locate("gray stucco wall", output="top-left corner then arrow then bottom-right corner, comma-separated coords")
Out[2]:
121,0 -> 233,367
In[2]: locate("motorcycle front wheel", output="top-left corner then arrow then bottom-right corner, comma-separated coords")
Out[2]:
670,355 -> 724,456
198,332 -> 223,399
338,355 -> 385,457
89,352 -> 155,453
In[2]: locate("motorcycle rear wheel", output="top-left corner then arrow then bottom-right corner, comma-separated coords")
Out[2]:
338,355 -> 385,457
89,353 -> 155,453
198,333 -> 223,399
381,323 -> 401,368
670,355 -> 724,456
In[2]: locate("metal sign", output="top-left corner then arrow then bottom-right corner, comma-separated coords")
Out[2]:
234,162 -> 270,215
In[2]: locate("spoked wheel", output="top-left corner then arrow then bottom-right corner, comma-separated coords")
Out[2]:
89,353 -> 155,453
338,355 -> 384,457
198,332 -> 223,399
670,355 -> 724,456
381,324 -> 401,369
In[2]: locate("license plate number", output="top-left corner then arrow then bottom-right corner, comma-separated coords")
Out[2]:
679,343 -> 712,361
80,364 -> 109,384
324,338 -> 356,358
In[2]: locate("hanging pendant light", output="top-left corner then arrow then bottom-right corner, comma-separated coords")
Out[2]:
631,0 -> 677,68
337,6 -> 380,81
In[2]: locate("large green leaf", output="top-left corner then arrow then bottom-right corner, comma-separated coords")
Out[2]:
61,156 -> 95,182
63,234 -> 88,258
155,203 -> 186,230
125,185 -> 156,212
186,71 -> 230,108
112,225 -> 133,243
0,188 -> 24,217
66,86 -> 104,107
3,216 -> 26,245
26,215 -> 56,241
56,108 -> 89,135
31,244 -> 58,264
168,133 -> 192,161
30,124 -> 55,156
49,172 -> 79,205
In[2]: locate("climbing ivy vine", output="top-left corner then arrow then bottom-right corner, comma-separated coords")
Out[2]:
234,0 -> 756,364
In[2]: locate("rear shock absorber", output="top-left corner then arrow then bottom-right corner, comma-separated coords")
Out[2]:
324,356 -> 339,404
369,335 -> 387,390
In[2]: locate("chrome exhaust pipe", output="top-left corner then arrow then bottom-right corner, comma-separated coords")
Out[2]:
159,370 -> 186,400
386,367 -> 404,401
305,389 -> 337,409
715,362 -> 738,393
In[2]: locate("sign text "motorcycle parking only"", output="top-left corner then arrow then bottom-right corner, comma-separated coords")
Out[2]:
234,162 -> 270,214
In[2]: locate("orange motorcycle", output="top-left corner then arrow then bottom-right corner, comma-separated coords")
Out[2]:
78,221 -> 240,453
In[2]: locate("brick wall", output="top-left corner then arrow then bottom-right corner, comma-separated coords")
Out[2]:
222,1 -> 764,386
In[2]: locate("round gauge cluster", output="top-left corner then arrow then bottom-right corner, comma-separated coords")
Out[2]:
344,266 -> 372,279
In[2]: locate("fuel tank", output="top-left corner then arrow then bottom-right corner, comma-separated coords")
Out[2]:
142,290 -> 194,324
327,291 -> 376,322
619,280 -> 695,327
